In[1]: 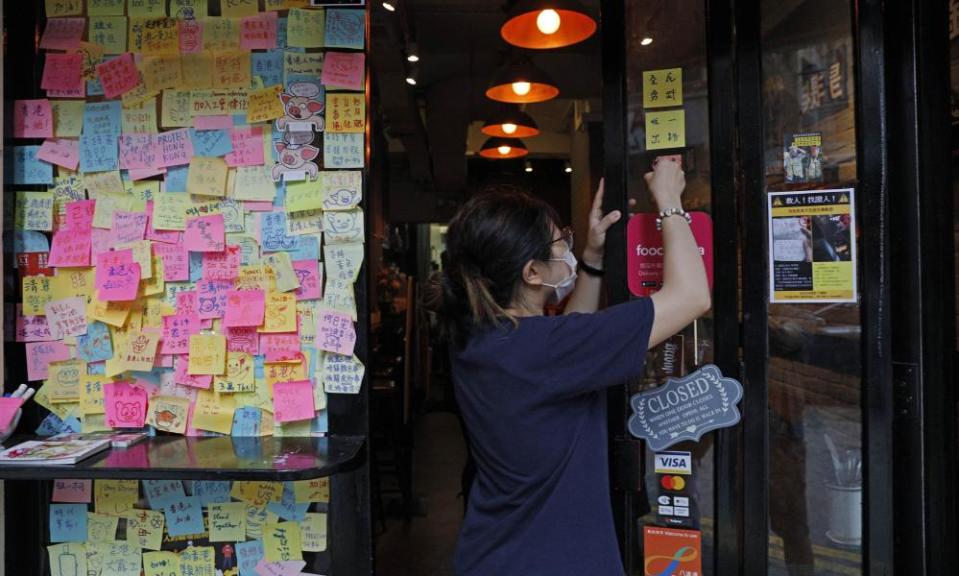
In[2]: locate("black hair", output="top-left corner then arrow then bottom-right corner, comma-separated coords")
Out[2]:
426,186 -> 560,346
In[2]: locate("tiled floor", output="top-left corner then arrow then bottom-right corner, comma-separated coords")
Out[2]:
374,410 -> 468,576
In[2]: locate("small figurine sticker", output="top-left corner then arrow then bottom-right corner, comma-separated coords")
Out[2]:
272,142 -> 320,182
276,82 -> 325,133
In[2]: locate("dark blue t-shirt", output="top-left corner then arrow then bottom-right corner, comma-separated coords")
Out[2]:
451,298 -> 655,576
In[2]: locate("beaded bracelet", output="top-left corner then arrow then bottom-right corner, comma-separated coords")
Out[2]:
655,208 -> 692,231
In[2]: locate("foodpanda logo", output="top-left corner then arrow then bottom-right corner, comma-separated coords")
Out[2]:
635,245 -> 706,256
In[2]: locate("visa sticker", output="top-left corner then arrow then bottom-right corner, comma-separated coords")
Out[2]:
654,451 -> 692,475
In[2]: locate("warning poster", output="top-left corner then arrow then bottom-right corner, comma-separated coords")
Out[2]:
767,188 -> 857,303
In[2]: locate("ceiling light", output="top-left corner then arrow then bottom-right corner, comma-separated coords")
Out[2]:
486,57 -> 559,104
564,161 -> 573,173
501,0 -> 597,50
407,42 -> 419,62
524,160 -> 534,172
479,137 -> 528,159
382,1 -> 396,11
481,108 -> 540,138
641,37 -> 653,46
405,67 -> 418,85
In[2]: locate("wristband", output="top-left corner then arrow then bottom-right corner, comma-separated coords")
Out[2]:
579,260 -> 605,277
655,208 -> 692,231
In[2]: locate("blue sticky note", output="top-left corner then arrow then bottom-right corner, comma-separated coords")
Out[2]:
254,355 -> 265,379
80,134 -> 119,173
163,496 -> 205,537
276,17 -> 289,49
232,407 -> 262,437
190,129 -> 234,157
50,504 -> 88,543
165,165 -> 189,192
325,9 -> 365,49
189,252 -> 203,281
251,51 -> 284,87
272,182 -> 286,207
12,230 -> 51,255
87,78 -> 105,96
88,362 -> 105,375
260,211 -> 299,252
12,146 -> 53,185
236,539 -> 265,576
61,416 -> 82,433
83,101 -> 121,136
36,412 -> 66,436
266,500 -> 309,522
288,235 -> 318,261
77,322 -> 113,363
312,410 -> 329,435
190,481 -> 231,506
143,480 -> 186,510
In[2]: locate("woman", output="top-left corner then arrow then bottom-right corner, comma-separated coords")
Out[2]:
436,159 -> 710,575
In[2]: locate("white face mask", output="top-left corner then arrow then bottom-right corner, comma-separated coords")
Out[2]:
543,249 -> 578,303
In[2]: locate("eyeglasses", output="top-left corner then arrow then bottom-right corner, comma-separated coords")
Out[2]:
548,226 -> 574,252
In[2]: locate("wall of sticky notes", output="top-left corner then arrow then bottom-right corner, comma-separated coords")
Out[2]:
5,0 -> 370,573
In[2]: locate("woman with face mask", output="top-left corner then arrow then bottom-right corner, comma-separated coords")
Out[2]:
433,158 -> 710,575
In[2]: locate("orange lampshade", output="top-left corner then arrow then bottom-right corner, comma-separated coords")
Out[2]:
501,0 -> 597,50
482,109 -> 540,138
486,58 -> 559,104
479,137 -> 528,159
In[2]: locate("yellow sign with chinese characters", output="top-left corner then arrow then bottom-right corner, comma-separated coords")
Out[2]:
645,109 -> 686,151
642,68 -> 683,108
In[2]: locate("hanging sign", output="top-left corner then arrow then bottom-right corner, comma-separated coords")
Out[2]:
767,188 -> 857,303
627,211 -> 713,297
628,364 -> 743,452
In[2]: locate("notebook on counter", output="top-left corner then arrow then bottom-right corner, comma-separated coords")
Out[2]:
0,437 -> 112,466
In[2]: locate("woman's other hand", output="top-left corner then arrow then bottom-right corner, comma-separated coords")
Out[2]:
583,178 -> 622,267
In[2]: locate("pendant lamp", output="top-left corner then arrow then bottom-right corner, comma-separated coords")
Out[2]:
479,137 -> 528,159
482,108 -> 540,138
501,0 -> 597,50
486,57 -> 559,104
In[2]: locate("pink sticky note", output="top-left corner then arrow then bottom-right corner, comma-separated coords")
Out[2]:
260,333 -> 301,363
157,128 -> 195,167
111,211 -> 149,245
38,138 -> 81,170
64,200 -> 95,231
185,214 -> 226,252
119,133 -> 160,170
129,166 -> 167,181
194,116 -> 233,130
49,228 -> 93,267
96,53 -> 141,99
196,279 -> 231,319
226,326 -> 259,355
52,479 -> 92,503
202,245 -> 241,280
42,53 -> 84,93
45,85 -> 86,99
321,52 -> 366,91
16,306 -> 60,342
316,310 -> 357,356
40,18 -> 86,50
244,201 -> 274,212
179,18 -> 204,54
25,341 -> 71,382
45,297 -> 88,338
223,289 -> 265,327
272,380 -> 316,423
175,290 -> 199,316
104,382 -> 148,428
174,355 -> 212,389
240,11 -> 278,50
13,99 -> 53,138
95,249 -> 142,301
292,259 -> 323,301
161,315 -> 201,355
225,127 -> 265,167
145,202 -> 181,244
0,398 -> 25,430
255,560 -> 308,576
153,243 -> 190,281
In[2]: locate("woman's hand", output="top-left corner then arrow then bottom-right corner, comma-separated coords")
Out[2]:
0,385 -> 35,446
583,178 -> 622,268
644,156 -> 686,211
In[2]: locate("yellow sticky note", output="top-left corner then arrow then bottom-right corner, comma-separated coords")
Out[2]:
187,157 -> 229,197
117,239 -> 153,280
153,192 -> 191,230
263,252 -> 300,294
192,389 -> 236,434
34,383 -> 75,420
50,269 -> 94,303
48,544 -> 88,576
121,98 -> 158,133
88,0 -> 125,16
188,333 -> 227,375
161,89 -> 194,128
22,275 -> 54,316
92,192 -> 135,229
84,170 -> 126,197
264,0 -> 309,8
46,0 -> 82,16
247,84 -> 285,124
119,330 -> 161,372
51,100 -> 86,137
642,68 -> 683,108
263,521 -> 303,562
202,17 -> 241,51
287,8 -> 325,48
47,360 -> 84,403
212,51 -> 252,89
235,264 -> 273,292
214,351 -> 256,393
285,178 -> 323,212
326,92 -> 366,133
87,298 -> 134,328
76,42 -> 107,81
95,480 -> 139,517
231,481 -> 284,506
130,17 -> 180,54
142,551 -> 180,576
80,374 -> 109,416
300,512 -> 328,552
232,165 -> 277,201
264,361 -> 306,390
645,109 -> 686,150
171,0 -> 208,18
121,83 -> 160,110
87,512 -> 120,542
125,509 -> 165,550
222,0 -> 259,16
180,53 -> 214,89
142,260 -> 165,297
178,547 -> 215,575
141,55 -> 183,93
261,292 -> 297,333
209,502 -> 247,542
89,16 -> 128,54
245,504 -> 277,539
293,478 -> 330,503
128,0 -> 167,16
16,191 -> 55,232
146,395 -> 191,434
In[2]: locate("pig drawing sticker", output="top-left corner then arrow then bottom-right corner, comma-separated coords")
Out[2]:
276,82 -> 325,133
272,142 -> 320,182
